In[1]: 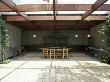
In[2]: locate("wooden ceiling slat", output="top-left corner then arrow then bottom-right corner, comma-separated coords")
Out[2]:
17,4 -> 52,11
5,16 -> 106,21
17,12 -> 28,20
16,25 -> 94,30
0,0 -> 36,28
7,21 -> 103,26
0,0 -> 28,21
93,0 -> 108,10
0,0 -> 107,30
0,4 -> 110,12
81,0 -> 108,20
7,20 -> 103,30
0,0 -> 17,11
98,4 -> 110,11
0,4 -> 12,12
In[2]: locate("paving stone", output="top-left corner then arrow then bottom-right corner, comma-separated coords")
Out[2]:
0,52 -> 110,82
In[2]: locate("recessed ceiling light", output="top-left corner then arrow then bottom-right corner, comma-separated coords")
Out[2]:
87,34 -> 91,37
75,34 -> 78,38
33,35 -> 36,38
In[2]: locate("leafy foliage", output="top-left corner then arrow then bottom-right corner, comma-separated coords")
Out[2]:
0,59 -> 11,64
98,15 -> 110,63
0,19 -> 10,62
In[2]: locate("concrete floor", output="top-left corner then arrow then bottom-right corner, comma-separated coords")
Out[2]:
0,52 -> 110,82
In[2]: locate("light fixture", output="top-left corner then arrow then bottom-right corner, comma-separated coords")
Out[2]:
33,34 -> 36,38
75,34 -> 78,38
102,40 -> 105,42
87,34 -> 91,37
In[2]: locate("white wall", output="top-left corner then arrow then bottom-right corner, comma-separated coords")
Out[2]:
22,30 -> 90,46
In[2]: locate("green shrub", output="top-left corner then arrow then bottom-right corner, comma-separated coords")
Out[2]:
0,19 -> 10,62
98,15 -> 110,63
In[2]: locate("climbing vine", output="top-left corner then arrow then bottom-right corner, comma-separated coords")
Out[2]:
98,14 -> 110,63
0,19 -> 10,62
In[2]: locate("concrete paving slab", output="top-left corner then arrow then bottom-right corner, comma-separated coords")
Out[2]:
0,52 -> 110,82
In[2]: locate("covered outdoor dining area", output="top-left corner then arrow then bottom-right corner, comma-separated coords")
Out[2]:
0,0 -> 110,82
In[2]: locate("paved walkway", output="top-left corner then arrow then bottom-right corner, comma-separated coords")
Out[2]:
0,52 -> 110,82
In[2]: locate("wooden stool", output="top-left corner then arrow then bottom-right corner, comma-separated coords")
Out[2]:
56,49 -> 62,58
50,49 -> 55,59
43,48 -> 49,58
63,49 -> 69,59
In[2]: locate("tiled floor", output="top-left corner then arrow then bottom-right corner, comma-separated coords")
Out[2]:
0,52 -> 110,82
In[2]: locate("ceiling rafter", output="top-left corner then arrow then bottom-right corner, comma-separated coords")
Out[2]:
0,0 -> 108,30
53,0 -> 57,30
5,15 -> 106,21
11,24 -> 92,30
0,0 -> 36,27
7,21 -> 103,26
81,0 -> 108,20
0,0 -> 28,20
0,4 -> 110,12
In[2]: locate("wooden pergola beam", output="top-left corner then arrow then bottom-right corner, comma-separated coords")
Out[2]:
0,0 -> 29,20
8,22 -> 101,26
81,0 -> 108,20
18,25 -> 92,29
0,0 -> 36,27
0,0 -> 17,11
5,16 -> 106,21
53,0 -> 57,30
0,4 -> 110,12
17,12 -> 29,21
20,25 -> 92,27
7,21 -> 103,26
